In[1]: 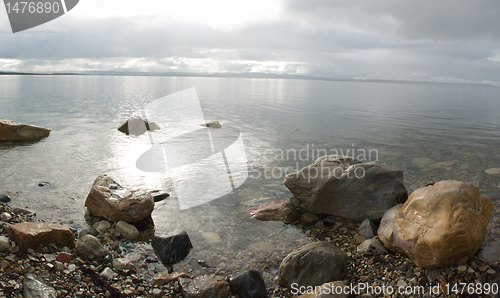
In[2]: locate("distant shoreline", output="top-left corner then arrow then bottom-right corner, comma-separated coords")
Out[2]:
0,71 -> 497,87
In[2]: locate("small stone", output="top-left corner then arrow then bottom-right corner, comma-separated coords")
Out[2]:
153,272 -> 190,286
204,120 -> 222,128
487,269 -> 496,274
56,252 -> 72,263
115,221 -> 140,240
353,234 -> 366,244
12,207 -> 33,215
68,264 -> 76,272
79,228 -> 99,239
299,213 -> 320,226
458,265 -> 467,272
357,239 -> 388,255
358,219 -> 377,239
152,288 -> 164,297
54,261 -> 63,271
0,194 -> 11,203
396,279 -> 407,288
112,258 -> 136,270
1,212 -> 12,222
0,236 -> 10,252
100,267 -> 114,279
180,274 -> 230,298
468,267 -> 475,274
23,273 -> 57,297
229,270 -> 268,298
93,221 -> 112,234
485,168 -> 500,176
478,266 -> 488,272
76,235 -> 108,258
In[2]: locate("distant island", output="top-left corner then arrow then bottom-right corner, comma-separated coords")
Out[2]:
0,70 -> 497,87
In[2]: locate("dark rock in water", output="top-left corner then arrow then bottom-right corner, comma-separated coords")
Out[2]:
118,115 -> 160,136
151,191 -> 170,202
180,274 -> 230,298
284,155 -> 408,222
229,270 -> 268,298
0,194 -> 11,203
38,181 -> 50,187
358,219 -> 377,239
152,231 -> 193,267
23,273 -> 57,298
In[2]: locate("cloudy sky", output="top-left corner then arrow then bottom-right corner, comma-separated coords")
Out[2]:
1,0 -> 500,84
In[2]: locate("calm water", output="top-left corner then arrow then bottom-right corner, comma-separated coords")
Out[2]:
1,75 -> 500,279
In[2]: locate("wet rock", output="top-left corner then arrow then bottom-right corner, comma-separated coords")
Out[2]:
23,273 -> 57,298
202,120 -> 222,128
56,252 -> 72,263
112,258 -> 136,270
297,281 -> 348,298
249,200 -> 299,223
277,241 -> 347,288
0,118 -> 51,142
299,213 -> 320,226
1,212 -> 12,222
93,220 -> 112,234
284,155 -> 408,222
118,115 -> 160,136
9,222 -> 75,250
358,219 -> 377,239
153,272 -> 190,286
0,194 -> 11,203
378,180 -> 492,268
485,168 -> 500,176
357,239 -> 388,255
229,269 -> 268,298
477,240 -> 500,264
38,181 -> 50,187
179,274 -> 230,298
100,267 -> 114,279
115,220 -> 140,240
152,231 -> 193,267
84,174 -> 154,223
0,235 -> 10,252
76,235 -> 108,258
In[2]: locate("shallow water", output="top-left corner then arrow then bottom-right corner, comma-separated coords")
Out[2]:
2,75 -> 500,280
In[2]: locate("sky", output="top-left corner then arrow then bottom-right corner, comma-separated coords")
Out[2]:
1,0 -> 500,85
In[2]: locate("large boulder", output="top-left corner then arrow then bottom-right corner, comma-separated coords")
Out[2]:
378,180 -> 492,268
277,241 -> 347,288
284,155 -> 407,222
9,222 -> 74,250
85,174 -> 154,223
0,118 -> 50,141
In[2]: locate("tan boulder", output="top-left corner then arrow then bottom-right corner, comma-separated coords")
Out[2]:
9,222 -> 75,250
378,180 -> 492,268
85,174 -> 154,223
0,118 -> 50,141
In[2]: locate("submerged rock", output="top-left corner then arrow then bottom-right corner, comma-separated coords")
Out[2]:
229,270 -> 268,298
179,274 -> 230,298
9,222 -> 75,250
249,200 -> 299,223
277,241 -> 347,288
85,174 -> 154,223
152,231 -> 193,268
117,115 -> 160,136
284,155 -> 408,222
378,180 -> 492,268
23,273 -> 57,298
0,118 -> 51,142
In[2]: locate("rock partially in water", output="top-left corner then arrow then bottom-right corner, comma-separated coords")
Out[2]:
0,194 -> 11,203
152,231 -> 193,267
358,219 -> 377,239
151,190 -> 170,202
357,238 -> 388,255
277,241 -> 347,288
0,118 -> 51,142
477,240 -> 500,265
0,235 -> 10,252
76,235 -> 108,258
229,269 -> 268,298
201,120 -> 222,128
284,155 -> 408,222
100,267 -> 114,279
23,273 -> 57,298
118,115 -> 160,136
378,180 -> 492,268
9,222 -> 75,250
179,274 -> 230,298
115,220 -> 140,240
85,174 -> 154,223
249,200 -> 299,223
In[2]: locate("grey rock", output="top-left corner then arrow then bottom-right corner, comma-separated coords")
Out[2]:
0,235 -> 10,252
115,220 -> 140,240
229,270 -> 268,298
100,267 -> 114,279
277,241 -> 347,288
152,231 -> 193,267
284,155 -> 407,222
23,273 -> 57,298
357,239 -> 388,255
93,220 -> 112,234
477,240 -> 500,264
76,235 -> 108,258
358,219 -> 377,239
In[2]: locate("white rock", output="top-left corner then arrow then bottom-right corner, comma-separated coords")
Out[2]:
100,267 -> 114,279
93,220 -> 112,234
68,264 -> 76,272
113,258 -> 136,270
115,221 -> 139,240
1,212 -> 12,222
